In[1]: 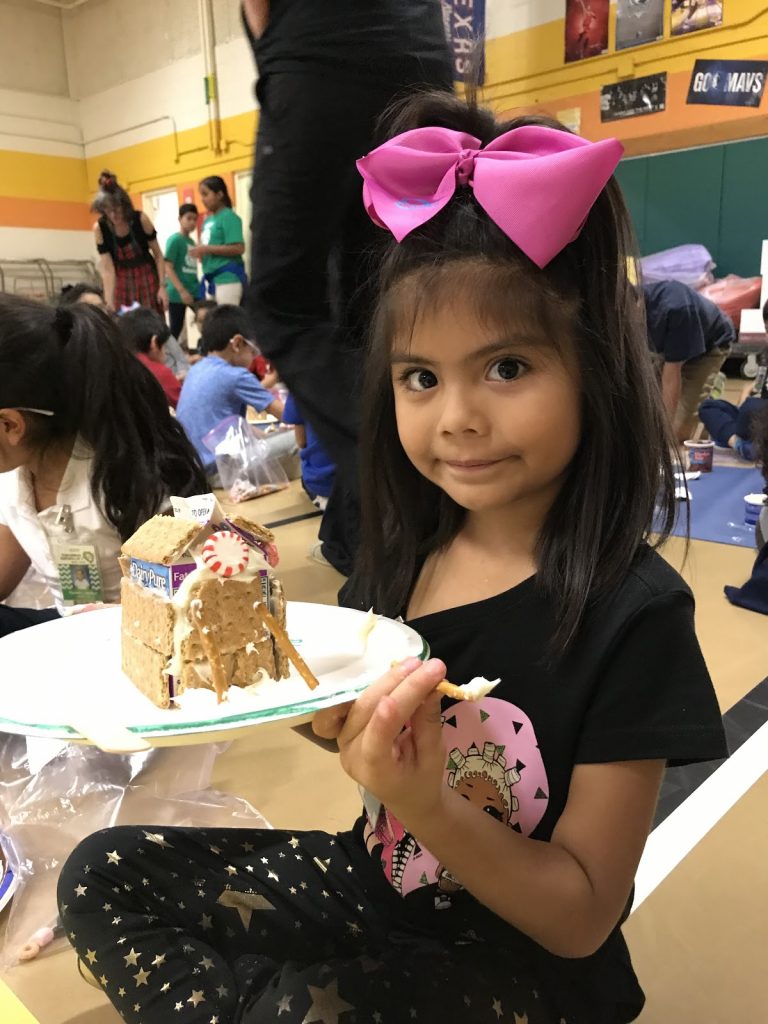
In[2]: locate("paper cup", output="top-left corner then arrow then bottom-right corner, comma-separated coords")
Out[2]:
744,493 -> 766,526
684,439 -> 715,473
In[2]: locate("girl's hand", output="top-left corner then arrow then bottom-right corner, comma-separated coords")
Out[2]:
334,657 -> 448,831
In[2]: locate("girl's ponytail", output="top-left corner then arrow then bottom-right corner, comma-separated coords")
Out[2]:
0,295 -> 207,540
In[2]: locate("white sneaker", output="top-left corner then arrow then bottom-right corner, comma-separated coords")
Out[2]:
308,542 -> 331,567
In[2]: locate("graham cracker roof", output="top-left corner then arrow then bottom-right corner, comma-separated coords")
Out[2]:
227,514 -> 275,546
121,515 -> 202,566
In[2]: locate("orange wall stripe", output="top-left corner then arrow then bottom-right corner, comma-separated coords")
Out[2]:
0,196 -> 92,232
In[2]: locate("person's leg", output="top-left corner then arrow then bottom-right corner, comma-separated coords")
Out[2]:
216,283 -> 244,306
0,606 -> 60,638
59,825 -> 558,1024
697,398 -> 740,447
734,397 -> 765,441
58,826 -> 397,1024
239,939 -> 559,1024
168,302 -> 186,339
677,348 -> 729,440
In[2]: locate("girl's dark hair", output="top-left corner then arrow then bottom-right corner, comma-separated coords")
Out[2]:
118,308 -> 171,354
91,169 -> 134,219
200,176 -> 233,208
179,203 -> 198,218
351,91 -> 677,652
0,295 -> 207,540
58,282 -> 104,306
200,304 -> 251,354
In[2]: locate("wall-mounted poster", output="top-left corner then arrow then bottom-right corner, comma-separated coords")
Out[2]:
671,0 -> 724,36
601,73 -> 667,121
441,0 -> 486,84
687,59 -> 767,107
616,0 -> 664,50
565,0 -> 610,63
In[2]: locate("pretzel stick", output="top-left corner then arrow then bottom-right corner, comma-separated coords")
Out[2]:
254,601 -> 319,690
390,659 -> 487,703
436,680 -> 475,701
191,599 -> 229,704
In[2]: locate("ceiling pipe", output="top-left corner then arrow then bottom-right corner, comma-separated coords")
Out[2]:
198,0 -> 223,156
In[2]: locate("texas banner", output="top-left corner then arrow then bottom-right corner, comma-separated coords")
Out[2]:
442,0 -> 486,84
687,59 -> 768,107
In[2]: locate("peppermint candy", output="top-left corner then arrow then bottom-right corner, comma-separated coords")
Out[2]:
202,531 -> 250,578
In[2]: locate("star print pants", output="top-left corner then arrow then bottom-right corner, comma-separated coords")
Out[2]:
58,826 -> 561,1024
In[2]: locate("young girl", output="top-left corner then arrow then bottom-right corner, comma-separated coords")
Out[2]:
0,295 -> 206,635
191,176 -> 247,305
92,171 -> 169,315
57,93 -> 726,1023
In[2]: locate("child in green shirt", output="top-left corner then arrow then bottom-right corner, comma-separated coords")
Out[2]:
190,176 -> 247,305
164,203 -> 200,339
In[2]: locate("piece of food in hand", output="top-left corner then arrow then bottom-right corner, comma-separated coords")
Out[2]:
437,677 -> 500,702
120,495 -> 288,708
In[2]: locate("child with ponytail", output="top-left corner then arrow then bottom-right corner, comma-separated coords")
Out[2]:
0,295 -> 207,635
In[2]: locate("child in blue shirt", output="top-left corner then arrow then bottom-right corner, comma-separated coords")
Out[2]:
176,305 -> 285,479
282,392 -> 336,509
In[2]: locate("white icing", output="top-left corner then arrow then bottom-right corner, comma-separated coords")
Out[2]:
454,677 -> 500,700
357,609 -> 379,651
166,547 -> 272,684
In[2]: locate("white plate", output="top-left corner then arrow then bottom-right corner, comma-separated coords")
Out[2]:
0,604 -> 427,746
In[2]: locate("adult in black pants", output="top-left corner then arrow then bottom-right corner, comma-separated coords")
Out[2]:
242,0 -> 452,575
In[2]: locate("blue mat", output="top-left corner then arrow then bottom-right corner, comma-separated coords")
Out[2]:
668,467 -> 765,548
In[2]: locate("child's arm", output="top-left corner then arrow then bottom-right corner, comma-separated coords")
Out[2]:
243,0 -> 270,38
165,241 -> 195,306
0,525 -> 32,602
94,225 -> 116,310
191,243 -> 246,259
326,659 -> 664,959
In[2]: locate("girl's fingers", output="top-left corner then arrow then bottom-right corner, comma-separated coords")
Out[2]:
354,659 -> 447,753
312,658 -> 428,740
338,657 -> 427,737
312,701 -> 353,740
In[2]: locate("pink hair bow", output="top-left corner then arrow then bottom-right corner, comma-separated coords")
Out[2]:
356,126 -> 624,269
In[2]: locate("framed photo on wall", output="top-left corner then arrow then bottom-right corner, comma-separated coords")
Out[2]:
565,0 -> 610,63
601,73 -> 667,121
616,0 -> 664,51
671,1 -> 724,36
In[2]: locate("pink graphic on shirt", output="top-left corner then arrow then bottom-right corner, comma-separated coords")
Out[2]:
364,697 -> 549,898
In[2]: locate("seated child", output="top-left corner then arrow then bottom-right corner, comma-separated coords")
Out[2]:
176,305 -> 288,481
58,282 -> 107,308
0,295 -> 205,636
698,303 -> 768,460
118,308 -> 182,408
282,391 -> 335,509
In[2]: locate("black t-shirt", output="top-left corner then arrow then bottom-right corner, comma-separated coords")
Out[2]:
341,546 -> 727,1023
644,280 -> 736,363
245,0 -> 452,89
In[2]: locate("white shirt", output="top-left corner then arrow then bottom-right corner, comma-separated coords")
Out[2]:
0,447 -> 123,613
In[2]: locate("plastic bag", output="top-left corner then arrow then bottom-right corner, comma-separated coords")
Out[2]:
203,415 -> 291,503
0,734 -> 270,969
699,275 -> 763,328
640,244 -> 716,291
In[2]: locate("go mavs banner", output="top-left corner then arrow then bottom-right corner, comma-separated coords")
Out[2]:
687,59 -> 768,107
442,0 -> 486,84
